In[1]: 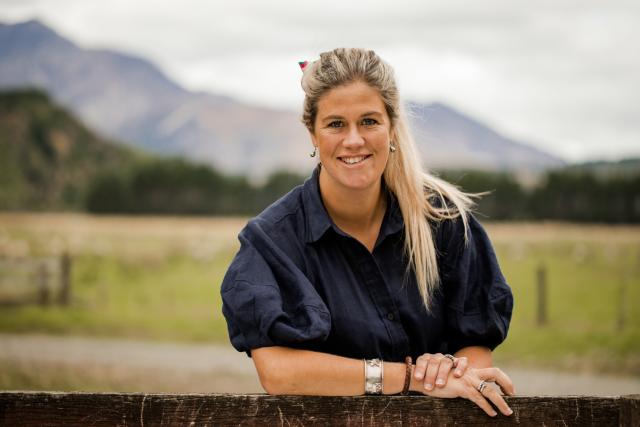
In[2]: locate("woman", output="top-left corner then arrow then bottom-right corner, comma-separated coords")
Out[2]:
221,48 -> 515,417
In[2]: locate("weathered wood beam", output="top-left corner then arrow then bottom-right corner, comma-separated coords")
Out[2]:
0,392 -> 638,426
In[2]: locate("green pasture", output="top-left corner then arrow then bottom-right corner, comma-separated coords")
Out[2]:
0,214 -> 638,375
492,239 -> 640,374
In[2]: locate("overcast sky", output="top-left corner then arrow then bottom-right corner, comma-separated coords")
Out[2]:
1,0 -> 639,162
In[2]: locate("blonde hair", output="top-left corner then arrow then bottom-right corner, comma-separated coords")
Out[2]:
301,48 -> 476,312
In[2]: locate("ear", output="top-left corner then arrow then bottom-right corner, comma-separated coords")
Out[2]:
309,130 -> 318,148
389,127 -> 397,145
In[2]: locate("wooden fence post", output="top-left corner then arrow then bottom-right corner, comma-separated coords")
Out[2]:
620,394 -> 640,427
616,268 -> 630,332
36,263 -> 50,307
58,253 -> 71,306
536,263 -> 547,326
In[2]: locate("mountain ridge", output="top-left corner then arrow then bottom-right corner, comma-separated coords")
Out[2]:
0,19 -> 567,177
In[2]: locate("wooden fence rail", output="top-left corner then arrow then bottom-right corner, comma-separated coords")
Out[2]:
0,253 -> 71,307
0,392 -> 638,426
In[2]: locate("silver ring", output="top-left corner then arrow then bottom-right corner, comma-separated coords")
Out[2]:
443,354 -> 456,365
477,380 -> 487,393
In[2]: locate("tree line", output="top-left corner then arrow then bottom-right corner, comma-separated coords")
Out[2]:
439,169 -> 639,223
86,159 -> 640,223
5,88 -> 636,222
86,159 -> 305,216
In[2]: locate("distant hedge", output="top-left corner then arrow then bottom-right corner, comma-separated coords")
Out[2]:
440,169 -> 640,223
86,159 -> 305,216
85,160 -> 640,223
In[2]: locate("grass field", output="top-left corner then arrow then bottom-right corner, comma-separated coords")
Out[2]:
489,223 -> 640,374
0,213 -> 638,376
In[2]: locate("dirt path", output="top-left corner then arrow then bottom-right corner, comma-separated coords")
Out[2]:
1,333 -> 638,396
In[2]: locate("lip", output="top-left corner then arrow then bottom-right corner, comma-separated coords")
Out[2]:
337,154 -> 372,166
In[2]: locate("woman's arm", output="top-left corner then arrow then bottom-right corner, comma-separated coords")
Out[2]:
251,346 -> 410,395
252,346 -> 514,417
252,346 -> 493,395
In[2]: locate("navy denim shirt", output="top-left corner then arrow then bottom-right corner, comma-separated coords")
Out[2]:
221,167 -> 513,361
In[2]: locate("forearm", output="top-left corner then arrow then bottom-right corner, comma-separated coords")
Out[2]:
454,346 -> 492,368
252,346 -> 409,396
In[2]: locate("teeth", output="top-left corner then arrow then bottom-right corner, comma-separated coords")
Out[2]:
342,156 -> 366,164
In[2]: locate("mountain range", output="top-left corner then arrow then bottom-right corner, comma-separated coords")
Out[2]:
0,19 -> 566,178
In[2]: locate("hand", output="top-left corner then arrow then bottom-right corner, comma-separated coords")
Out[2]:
415,366 -> 516,417
413,352 -> 469,391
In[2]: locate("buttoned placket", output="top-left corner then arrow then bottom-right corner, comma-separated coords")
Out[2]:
303,166 -> 412,360
342,234 -> 411,361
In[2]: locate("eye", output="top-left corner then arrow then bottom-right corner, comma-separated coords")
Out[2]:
361,118 -> 378,126
327,120 -> 344,128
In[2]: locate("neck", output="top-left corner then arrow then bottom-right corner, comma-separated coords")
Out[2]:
319,169 -> 386,235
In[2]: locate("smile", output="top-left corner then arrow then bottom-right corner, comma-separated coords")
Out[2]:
338,155 -> 371,165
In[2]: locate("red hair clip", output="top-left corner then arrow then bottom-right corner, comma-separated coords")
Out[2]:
298,61 -> 309,71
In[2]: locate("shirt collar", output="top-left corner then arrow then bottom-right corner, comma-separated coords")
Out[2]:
378,185 -> 404,244
302,166 -> 404,244
302,166 -> 333,243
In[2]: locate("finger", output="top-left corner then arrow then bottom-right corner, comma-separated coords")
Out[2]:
481,384 -> 513,416
435,357 -> 455,387
454,356 -> 468,377
413,354 -> 430,380
477,367 -> 516,396
466,389 -> 497,417
476,367 -> 516,396
423,354 -> 442,391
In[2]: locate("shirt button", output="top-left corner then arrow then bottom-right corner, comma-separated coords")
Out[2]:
387,313 -> 395,321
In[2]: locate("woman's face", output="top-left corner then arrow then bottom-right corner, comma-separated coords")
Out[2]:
311,80 -> 393,194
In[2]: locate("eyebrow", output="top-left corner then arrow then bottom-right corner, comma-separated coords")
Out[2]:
361,111 -> 384,117
320,115 -> 344,122
320,111 -> 384,122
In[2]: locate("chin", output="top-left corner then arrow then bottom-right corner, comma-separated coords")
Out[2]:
337,174 -> 380,191
321,162 -> 384,193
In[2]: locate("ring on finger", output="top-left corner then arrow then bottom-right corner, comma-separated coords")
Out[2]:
477,380 -> 488,393
443,354 -> 456,365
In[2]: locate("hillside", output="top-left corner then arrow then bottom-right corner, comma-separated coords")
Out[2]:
561,158 -> 640,177
0,89 -> 141,210
0,19 -> 314,179
0,19 -> 565,178
0,88 -> 303,215
408,102 -> 565,172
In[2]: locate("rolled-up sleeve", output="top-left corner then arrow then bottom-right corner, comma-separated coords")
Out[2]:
439,214 -> 514,354
221,220 -> 331,356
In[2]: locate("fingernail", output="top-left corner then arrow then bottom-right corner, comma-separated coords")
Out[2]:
435,379 -> 445,386
415,372 -> 423,379
507,409 -> 513,416
425,383 -> 433,390
455,370 -> 462,376
491,411 -> 497,417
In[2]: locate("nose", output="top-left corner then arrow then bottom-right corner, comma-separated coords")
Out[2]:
343,125 -> 365,148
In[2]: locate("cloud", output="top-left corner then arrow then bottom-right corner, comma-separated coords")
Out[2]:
1,0 -> 638,161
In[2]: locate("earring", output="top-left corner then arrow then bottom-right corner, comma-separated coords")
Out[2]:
310,146 -> 317,158
389,144 -> 397,153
